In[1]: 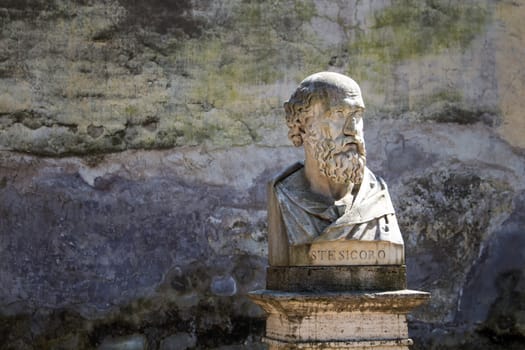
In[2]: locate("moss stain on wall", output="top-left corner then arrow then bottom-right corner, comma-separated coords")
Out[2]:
0,0 -> 326,154
345,0 -> 490,120
0,0 -> 503,154
168,0 -> 321,146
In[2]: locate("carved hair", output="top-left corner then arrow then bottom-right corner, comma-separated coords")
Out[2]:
284,72 -> 365,147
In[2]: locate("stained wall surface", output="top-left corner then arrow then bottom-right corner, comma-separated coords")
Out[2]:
1,1 -> 524,349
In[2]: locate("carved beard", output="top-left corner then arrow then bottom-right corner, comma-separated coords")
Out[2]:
314,138 -> 366,186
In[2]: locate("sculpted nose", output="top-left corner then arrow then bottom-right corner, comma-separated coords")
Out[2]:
343,116 -> 357,136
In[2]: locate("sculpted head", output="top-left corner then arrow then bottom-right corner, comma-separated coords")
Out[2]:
284,72 -> 367,186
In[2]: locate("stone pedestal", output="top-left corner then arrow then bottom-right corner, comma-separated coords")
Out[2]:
249,289 -> 429,350
249,265 -> 430,349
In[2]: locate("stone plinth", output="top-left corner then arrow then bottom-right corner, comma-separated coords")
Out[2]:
249,289 -> 430,350
266,266 -> 406,292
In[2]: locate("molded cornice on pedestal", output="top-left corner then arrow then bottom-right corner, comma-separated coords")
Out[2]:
249,289 -> 430,314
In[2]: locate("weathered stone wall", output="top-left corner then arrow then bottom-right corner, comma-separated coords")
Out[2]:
1,0 -> 524,349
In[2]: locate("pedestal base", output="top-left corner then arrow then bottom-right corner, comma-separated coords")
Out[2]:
249,290 -> 429,350
265,338 -> 413,350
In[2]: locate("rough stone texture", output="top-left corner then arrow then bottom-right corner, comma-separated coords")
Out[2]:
1,1 -> 525,349
98,334 -> 147,350
159,332 -> 196,350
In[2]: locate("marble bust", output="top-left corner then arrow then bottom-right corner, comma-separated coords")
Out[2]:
268,72 -> 404,266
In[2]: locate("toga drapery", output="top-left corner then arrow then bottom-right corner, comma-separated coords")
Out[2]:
269,163 -> 403,247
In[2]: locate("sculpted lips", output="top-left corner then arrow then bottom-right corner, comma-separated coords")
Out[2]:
338,137 -> 366,156
335,139 -> 359,154
341,142 -> 358,153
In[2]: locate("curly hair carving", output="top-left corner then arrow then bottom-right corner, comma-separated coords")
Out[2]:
283,72 -> 365,147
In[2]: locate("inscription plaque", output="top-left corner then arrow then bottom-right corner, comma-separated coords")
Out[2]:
288,240 -> 404,266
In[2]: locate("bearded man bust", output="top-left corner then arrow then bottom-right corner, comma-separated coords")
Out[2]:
268,72 -> 405,266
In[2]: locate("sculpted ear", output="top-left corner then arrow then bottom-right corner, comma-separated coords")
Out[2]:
288,128 -> 303,147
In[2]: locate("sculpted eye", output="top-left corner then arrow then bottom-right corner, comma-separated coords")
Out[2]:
352,110 -> 363,119
331,110 -> 345,119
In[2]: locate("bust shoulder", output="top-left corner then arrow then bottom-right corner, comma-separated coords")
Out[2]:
270,162 -> 304,188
